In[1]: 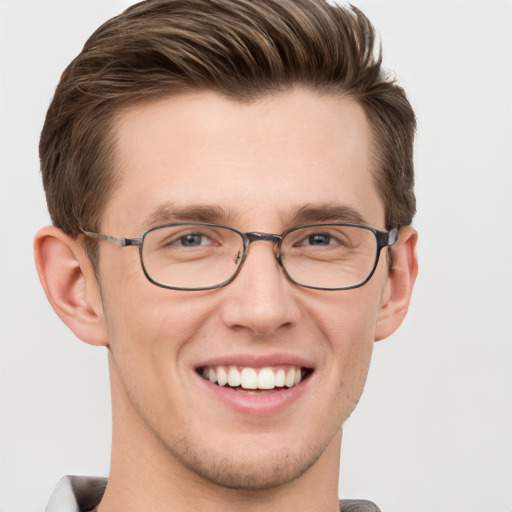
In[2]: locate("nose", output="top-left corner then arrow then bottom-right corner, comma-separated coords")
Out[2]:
219,241 -> 301,337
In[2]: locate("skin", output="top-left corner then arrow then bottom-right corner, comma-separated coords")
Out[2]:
35,89 -> 418,512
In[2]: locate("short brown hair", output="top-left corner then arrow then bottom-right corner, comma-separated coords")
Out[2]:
40,0 -> 416,248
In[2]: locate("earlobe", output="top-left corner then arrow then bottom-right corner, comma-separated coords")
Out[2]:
34,226 -> 109,347
374,226 -> 418,342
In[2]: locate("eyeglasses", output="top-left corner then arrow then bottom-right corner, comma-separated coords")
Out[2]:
81,222 -> 398,291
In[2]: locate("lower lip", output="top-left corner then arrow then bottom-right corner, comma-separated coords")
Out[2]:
197,372 -> 311,416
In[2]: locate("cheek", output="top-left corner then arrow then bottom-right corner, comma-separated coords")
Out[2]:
101,289 -> 206,419
311,284 -> 384,347
308,286 -> 383,394
104,290 -> 206,356
100,260 -> 219,380
328,306 -> 376,422
100,252 -> 194,338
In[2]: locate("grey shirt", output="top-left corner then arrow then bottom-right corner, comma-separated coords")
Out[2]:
46,475 -> 382,512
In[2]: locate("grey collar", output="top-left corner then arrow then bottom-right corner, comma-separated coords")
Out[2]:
46,475 -> 381,512
46,476 -> 107,512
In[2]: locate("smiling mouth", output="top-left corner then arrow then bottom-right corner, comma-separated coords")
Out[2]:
198,365 -> 312,393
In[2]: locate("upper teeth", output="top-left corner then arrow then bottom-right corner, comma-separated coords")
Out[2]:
201,366 -> 303,390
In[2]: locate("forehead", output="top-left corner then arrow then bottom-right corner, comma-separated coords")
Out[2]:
105,89 -> 384,232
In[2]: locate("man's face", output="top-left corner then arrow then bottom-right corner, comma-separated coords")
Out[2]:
96,89 -> 390,489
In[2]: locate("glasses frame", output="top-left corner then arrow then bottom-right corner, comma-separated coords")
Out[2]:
81,222 -> 398,291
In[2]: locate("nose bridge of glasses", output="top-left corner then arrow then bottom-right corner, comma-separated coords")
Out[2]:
242,231 -> 283,262
245,232 -> 282,244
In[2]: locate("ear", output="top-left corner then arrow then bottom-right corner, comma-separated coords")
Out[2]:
34,226 -> 109,346
374,226 -> 418,342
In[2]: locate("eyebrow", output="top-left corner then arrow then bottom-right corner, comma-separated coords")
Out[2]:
142,203 -> 231,229
286,203 -> 368,226
142,202 -> 368,231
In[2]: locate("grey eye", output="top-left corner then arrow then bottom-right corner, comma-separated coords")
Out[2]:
178,234 -> 207,247
306,233 -> 331,246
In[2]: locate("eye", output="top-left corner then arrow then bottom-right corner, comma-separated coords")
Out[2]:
296,231 -> 349,248
155,229 -> 219,251
175,233 -> 211,247
303,233 -> 333,246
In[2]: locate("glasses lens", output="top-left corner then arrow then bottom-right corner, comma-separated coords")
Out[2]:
141,224 -> 244,289
280,224 -> 378,289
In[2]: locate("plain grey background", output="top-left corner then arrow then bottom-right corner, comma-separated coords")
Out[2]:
0,1 -> 511,511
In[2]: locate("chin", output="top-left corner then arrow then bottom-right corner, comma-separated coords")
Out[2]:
177,446 -> 322,490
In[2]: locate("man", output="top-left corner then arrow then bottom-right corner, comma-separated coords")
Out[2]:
34,0 -> 418,510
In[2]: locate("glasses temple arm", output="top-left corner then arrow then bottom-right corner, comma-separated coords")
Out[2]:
80,229 -> 142,248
